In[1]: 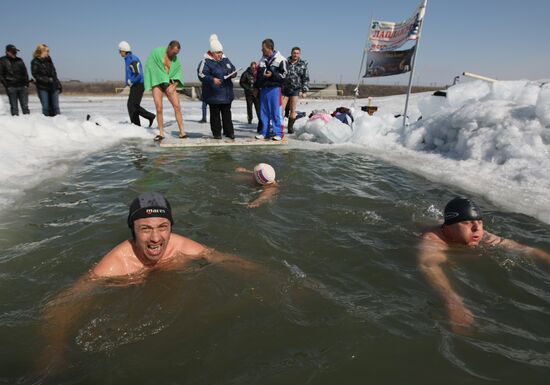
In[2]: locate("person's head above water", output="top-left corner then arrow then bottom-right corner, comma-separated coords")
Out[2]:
253,163 -> 276,185
127,192 -> 175,263
442,197 -> 484,246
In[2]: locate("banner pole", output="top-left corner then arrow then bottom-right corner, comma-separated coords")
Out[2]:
353,18 -> 372,107
402,0 -> 427,128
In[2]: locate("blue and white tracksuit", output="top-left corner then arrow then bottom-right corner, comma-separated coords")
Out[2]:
254,51 -> 287,137
124,53 -> 144,86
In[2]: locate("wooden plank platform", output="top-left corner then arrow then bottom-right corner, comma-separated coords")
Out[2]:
160,136 -> 288,148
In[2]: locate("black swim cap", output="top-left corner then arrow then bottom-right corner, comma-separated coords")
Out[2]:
127,192 -> 174,229
444,197 -> 483,225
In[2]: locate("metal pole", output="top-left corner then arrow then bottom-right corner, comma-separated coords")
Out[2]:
353,18 -> 372,106
402,0 -> 427,128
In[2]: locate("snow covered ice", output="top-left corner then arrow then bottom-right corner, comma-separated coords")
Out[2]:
1,79 -> 550,224
296,80 -> 550,224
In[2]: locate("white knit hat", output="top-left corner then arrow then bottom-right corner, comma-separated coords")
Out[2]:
209,34 -> 223,52
118,41 -> 131,52
253,163 -> 276,185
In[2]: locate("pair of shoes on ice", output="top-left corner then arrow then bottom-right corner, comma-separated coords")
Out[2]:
213,134 -> 235,140
255,134 -> 282,141
198,119 -> 207,123
153,133 -> 187,142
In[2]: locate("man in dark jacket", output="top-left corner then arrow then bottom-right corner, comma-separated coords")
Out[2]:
239,61 -> 261,125
197,34 -> 236,139
118,41 -> 155,127
0,44 -> 30,116
254,39 -> 287,141
282,47 -> 309,134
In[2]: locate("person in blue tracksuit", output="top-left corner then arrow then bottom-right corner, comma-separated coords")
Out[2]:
118,41 -> 155,127
197,34 -> 237,139
254,38 -> 287,141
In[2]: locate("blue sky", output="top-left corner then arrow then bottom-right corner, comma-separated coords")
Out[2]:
2,0 -> 549,86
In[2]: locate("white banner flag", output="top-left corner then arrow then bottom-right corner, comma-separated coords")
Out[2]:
368,1 -> 425,52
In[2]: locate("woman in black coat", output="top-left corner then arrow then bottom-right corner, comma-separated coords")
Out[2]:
31,44 -> 62,116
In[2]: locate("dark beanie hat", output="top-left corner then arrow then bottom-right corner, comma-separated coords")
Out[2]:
444,197 -> 483,225
127,192 -> 174,228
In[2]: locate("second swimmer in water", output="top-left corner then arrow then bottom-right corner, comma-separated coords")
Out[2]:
235,163 -> 280,208
418,197 -> 550,334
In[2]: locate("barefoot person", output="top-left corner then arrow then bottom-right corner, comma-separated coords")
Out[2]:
118,41 -> 155,127
40,192 -> 258,372
236,163 -> 279,208
144,41 -> 187,141
418,197 -> 550,334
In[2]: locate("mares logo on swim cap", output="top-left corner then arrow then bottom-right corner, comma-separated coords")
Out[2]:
146,208 -> 166,215
127,192 -> 174,228
444,197 -> 482,225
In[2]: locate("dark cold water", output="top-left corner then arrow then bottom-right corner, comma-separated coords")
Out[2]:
1,140 -> 550,384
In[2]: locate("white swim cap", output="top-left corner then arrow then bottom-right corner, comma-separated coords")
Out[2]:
253,163 -> 276,185
118,41 -> 131,52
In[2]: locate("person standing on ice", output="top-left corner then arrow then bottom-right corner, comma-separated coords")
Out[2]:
197,34 -> 237,139
118,41 -> 155,127
144,40 -> 187,141
254,38 -> 287,141
0,44 -> 30,116
282,47 -> 309,134
240,61 -> 261,127
31,44 -> 62,117
418,197 -> 550,335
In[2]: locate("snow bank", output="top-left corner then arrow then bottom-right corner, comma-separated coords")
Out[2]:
0,113 -> 153,207
295,80 -> 550,224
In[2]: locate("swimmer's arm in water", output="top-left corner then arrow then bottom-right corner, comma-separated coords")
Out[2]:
38,273 -> 100,374
247,183 -> 279,209
418,235 -> 474,334
235,167 -> 253,174
201,248 -> 261,273
483,231 -> 550,266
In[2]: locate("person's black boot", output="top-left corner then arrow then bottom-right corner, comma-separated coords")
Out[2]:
287,117 -> 296,134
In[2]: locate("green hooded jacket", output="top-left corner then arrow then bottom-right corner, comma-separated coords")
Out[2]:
144,46 -> 184,90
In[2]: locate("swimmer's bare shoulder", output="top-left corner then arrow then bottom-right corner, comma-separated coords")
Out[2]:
169,233 -> 207,256
92,240 -> 140,278
421,227 -> 448,246
419,227 -> 449,265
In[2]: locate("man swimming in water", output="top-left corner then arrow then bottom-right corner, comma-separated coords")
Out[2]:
93,192 -> 257,276
235,163 -> 279,208
418,197 -> 550,333
40,192 -> 258,373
